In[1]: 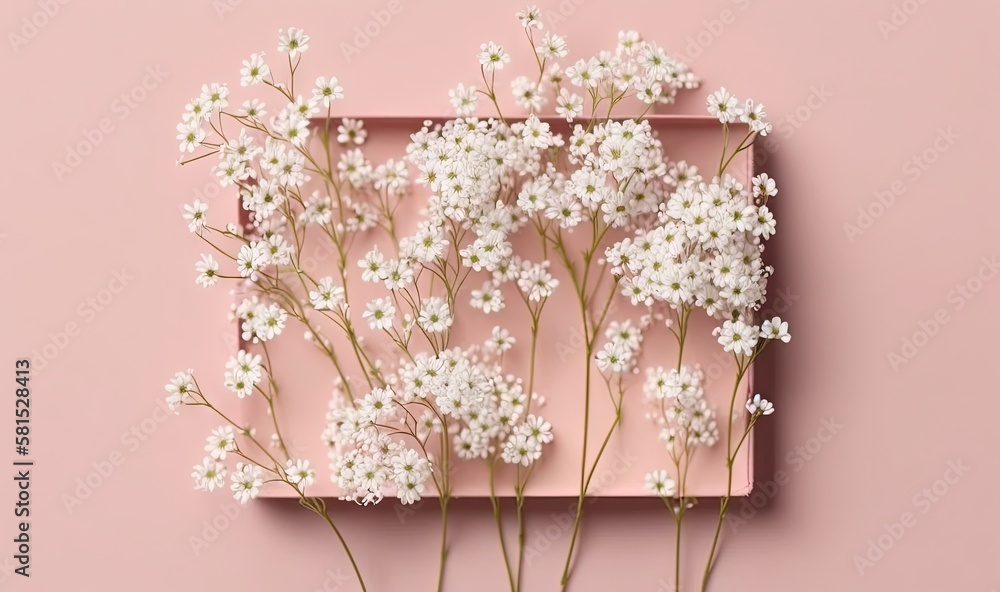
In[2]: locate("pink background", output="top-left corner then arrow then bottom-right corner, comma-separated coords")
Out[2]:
3,0 -> 998,590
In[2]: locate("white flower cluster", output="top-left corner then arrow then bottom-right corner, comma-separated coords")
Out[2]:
645,365 -> 719,450
607,171 -> 778,322
324,348 -> 552,505
469,27 -> 699,116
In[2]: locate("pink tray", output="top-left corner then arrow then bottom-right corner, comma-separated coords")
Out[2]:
238,115 -> 754,499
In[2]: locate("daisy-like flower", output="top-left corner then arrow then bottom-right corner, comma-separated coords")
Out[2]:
536,32 -> 568,59
486,326 -> 515,353
165,369 -> 196,412
309,277 -> 345,311
240,99 -> 266,118
194,254 -> 219,287
231,462 -> 264,504
753,205 -> 777,239
470,281 -> 505,313
759,316 -> 791,343
336,118 -> 367,145
746,394 -> 775,416
740,99 -> 772,136
205,425 -> 236,460
176,120 -> 204,153
449,83 -> 478,116
183,200 -> 208,234
253,304 -> 287,341
277,27 -> 310,59
501,433 -> 541,466
417,297 -> 453,333
192,457 -> 226,492
240,53 -> 270,86
707,87 -> 738,124
715,319 -> 758,355
644,470 -> 677,497
224,368 -> 254,398
516,5 -> 543,29
478,41 -> 511,71
226,349 -> 263,385
752,173 -> 778,199
617,30 -> 642,56
200,83 -> 229,111
555,88 -> 584,122
595,341 -> 632,373
236,242 -> 268,280
363,298 -> 396,330
313,76 -> 344,108
284,459 -> 316,489
523,415 -> 553,444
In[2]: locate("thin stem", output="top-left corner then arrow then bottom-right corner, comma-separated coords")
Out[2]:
490,460 -> 518,592
307,498 -> 368,592
437,495 -> 450,592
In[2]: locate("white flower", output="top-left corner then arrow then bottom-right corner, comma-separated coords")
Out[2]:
277,27 -> 309,58
313,76 -> 344,108
502,433 -> 541,466
200,83 -> 229,111
516,5 -> 543,29
753,205 -> 777,239
740,99 -> 772,136
337,118 -> 367,145
176,120 -> 205,153
240,99 -> 266,118
523,415 -> 553,444
752,173 -> 777,199
746,394 -> 775,416
449,83 -> 478,116
165,369 -> 196,412
240,53 -> 270,86
486,326 -> 515,353
537,33 -> 568,59
183,200 -> 208,234
521,115 -> 554,148
479,41 -> 511,71
309,277 -> 345,311
555,88 -> 584,122
285,459 -> 316,489
194,254 -> 219,287
227,350 -> 263,385
715,319 -> 758,355
644,470 -> 677,497
760,316 -> 790,343
236,242 -> 268,280
417,297 -> 453,333
192,457 -> 226,492
595,341 -> 632,373
231,462 -> 264,504
205,425 -> 237,460
363,298 -> 396,330
470,281 -> 505,314
224,369 -> 254,399
707,87 -> 738,123
254,304 -> 287,341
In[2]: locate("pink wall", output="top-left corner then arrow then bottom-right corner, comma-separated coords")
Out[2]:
3,0 -> 998,590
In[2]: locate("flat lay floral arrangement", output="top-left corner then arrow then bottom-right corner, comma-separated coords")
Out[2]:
167,7 -> 789,592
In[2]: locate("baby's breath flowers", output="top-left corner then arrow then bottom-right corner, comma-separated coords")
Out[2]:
169,20 -> 561,592
167,12 -> 791,592
603,79 -> 788,591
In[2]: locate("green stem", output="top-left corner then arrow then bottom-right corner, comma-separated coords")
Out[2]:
490,460 -> 518,592
438,495 -> 450,592
700,363 -> 751,592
